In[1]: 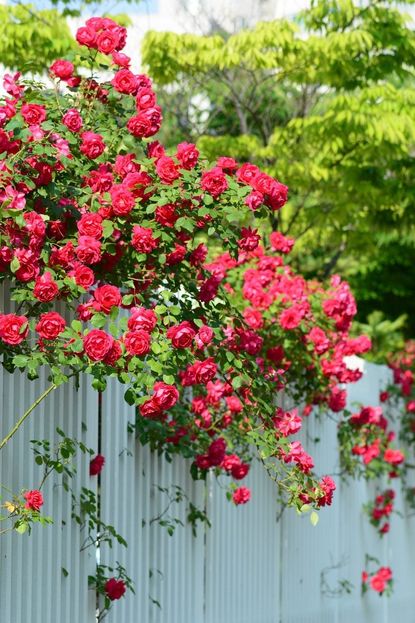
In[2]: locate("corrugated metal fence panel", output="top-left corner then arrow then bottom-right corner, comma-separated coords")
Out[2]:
337,361 -> 390,623
205,458 -> 281,623
0,371 -> 97,623
278,360 -> 415,623
0,285 -> 98,623
100,377 -> 205,623
2,351 -> 415,622
280,409 -> 340,623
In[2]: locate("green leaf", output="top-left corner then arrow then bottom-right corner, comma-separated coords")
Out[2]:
71,320 -> 82,333
310,511 -> 319,527
10,257 -> 20,273
12,354 -> 29,368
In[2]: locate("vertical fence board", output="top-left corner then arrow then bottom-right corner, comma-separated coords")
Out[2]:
0,372 -> 97,623
100,378 -> 206,623
205,458 -> 281,623
280,414 -> 340,623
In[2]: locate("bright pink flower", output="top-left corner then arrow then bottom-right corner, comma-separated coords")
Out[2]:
50,59 -> 74,80
152,382 -> 179,410
273,407 -> 302,436
131,226 -> 158,253
237,163 -> 260,185
33,272 -> 59,302
62,108 -> 83,132
76,236 -> 102,264
93,285 -> 122,313
317,476 -> 336,507
244,190 -> 264,211
155,204 -> 178,228
270,231 -> 295,254
77,213 -> 103,238
136,87 -> 157,110
21,103 -> 46,125
328,386 -> 347,412
35,312 -> 66,340
167,321 -> 196,349
127,107 -> 162,138
23,490 -> 43,511
110,184 -> 136,216
80,132 -> 106,159
201,167 -> 228,197
208,438 -> 227,466
128,307 -> 157,332
279,305 -> 306,330
156,156 -> 180,184
0,314 -> 29,345
176,142 -> 199,169
124,330 -> 151,356
232,486 -> 251,505
111,69 -> 138,94
83,330 -> 113,361
238,227 -> 261,251
384,448 -> 404,465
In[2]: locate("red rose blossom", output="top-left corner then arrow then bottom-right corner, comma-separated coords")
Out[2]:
93,285 -> 122,314
80,132 -> 106,159
50,59 -> 74,80
23,489 -> 44,511
89,454 -> 105,476
124,329 -> 151,356
33,272 -> 59,302
105,578 -> 126,601
152,382 -> 179,410
166,321 -> 196,349
128,307 -> 157,332
232,486 -> 251,505
35,312 -> 66,340
0,314 -> 29,345
21,103 -> 46,126
201,167 -> 228,197
83,329 -> 114,361
111,69 -> 138,94
131,226 -> 158,254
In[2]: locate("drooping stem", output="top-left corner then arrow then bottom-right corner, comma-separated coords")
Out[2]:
0,383 -> 57,451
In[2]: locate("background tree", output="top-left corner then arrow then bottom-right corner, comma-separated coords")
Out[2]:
142,0 -> 415,334
0,0 -> 137,73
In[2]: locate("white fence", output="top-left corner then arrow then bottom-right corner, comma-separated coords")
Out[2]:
1,360 -> 415,623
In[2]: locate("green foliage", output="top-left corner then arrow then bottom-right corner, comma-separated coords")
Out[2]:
142,0 -> 415,335
0,3 -> 135,73
0,5 -> 75,73
353,311 -> 406,363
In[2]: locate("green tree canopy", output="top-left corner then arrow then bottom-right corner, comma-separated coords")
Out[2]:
0,2 -> 136,74
142,0 -> 415,334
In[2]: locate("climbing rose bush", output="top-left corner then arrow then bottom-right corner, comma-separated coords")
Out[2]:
0,16 -> 372,518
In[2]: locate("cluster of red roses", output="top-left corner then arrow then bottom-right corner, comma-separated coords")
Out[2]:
337,402 -> 404,483
357,341 -> 415,597
385,341 -> 415,446
366,489 -> 395,536
362,566 -> 393,595
0,16 -> 377,531
349,405 -> 404,469
203,243 -> 371,412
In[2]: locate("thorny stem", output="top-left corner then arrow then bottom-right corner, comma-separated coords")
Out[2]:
0,383 -> 57,451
